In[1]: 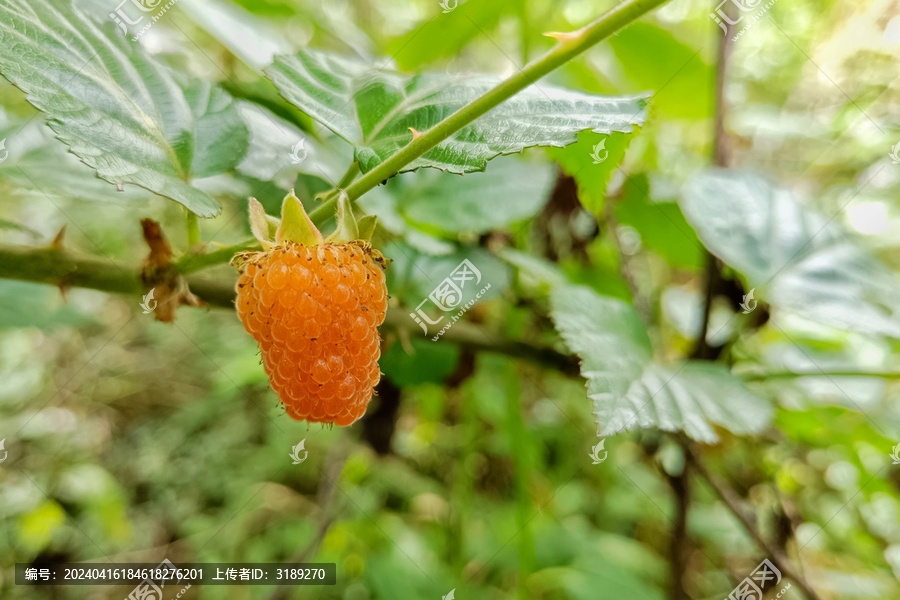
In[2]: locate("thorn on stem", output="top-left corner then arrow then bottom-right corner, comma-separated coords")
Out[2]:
543,30 -> 581,42
50,225 -> 66,251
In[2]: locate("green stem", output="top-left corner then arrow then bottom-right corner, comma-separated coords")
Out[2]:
309,162 -> 361,225
337,161 -> 361,188
0,245 -> 144,295
320,0 -> 669,212
174,239 -> 261,274
185,211 -> 200,247
503,361 -> 535,592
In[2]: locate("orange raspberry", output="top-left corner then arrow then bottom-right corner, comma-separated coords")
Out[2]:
236,241 -> 387,426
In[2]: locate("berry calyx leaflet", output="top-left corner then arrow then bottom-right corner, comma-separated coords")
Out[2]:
248,197 -> 279,250
276,191 -> 325,246
248,190 -> 378,249
325,191 -> 358,243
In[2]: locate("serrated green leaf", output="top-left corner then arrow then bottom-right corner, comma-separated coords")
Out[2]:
551,285 -> 652,399
0,118 -> 152,204
266,48 -> 649,176
184,82 -> 251,178
550,284 -> 771,442
0,0 -> 249,216
682,169 -> 900,338
600,362 -> 773,442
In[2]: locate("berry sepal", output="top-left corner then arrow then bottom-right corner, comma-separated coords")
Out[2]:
246,190 -> 378,249
276,191 -> 325,247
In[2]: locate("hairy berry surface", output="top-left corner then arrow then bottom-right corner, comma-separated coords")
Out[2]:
235,242 -> 387,425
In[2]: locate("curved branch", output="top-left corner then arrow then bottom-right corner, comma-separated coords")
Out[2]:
686,445 -> 823,600
5,243 -> 895,383
0,242 -> 576,373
